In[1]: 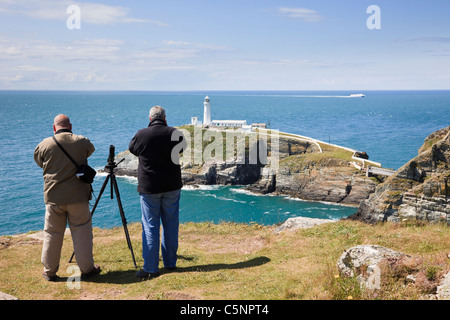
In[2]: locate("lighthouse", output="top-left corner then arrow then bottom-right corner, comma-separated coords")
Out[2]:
203,95 -> 211,125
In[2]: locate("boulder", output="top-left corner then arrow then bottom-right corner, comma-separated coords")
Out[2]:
338,245 -> 450,299
436,271 -> 450,300
337,245 -> 407,289
274,216 -> 335,233
0,291 -> 18,300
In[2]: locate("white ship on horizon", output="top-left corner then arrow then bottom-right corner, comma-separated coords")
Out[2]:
349,93 -> 365,98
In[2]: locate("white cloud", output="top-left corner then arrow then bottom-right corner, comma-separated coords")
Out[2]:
73,39 -> 124,46
134,48 -> 197,63
407,37 -> 450,43
0,36 -> 125,64
83,71 -> 107,82
77,2 -> 166,26
0,34 -> 240,85
162,40 -> 233,51
278,7 -> 323,23
0,45 -> 20,55
1,74 -> 23,82
0,0 -> 168,26
17,65 -> 52,71
131,40 -> 234,71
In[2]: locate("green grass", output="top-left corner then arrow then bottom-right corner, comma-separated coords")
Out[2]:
1,220 -> 448,300
279,148 -> 355,174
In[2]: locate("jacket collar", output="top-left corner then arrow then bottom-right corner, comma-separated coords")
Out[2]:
55,129 -> 72,134
148,118 -> 167,127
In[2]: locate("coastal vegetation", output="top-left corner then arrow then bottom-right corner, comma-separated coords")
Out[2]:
0,219 -> 448,300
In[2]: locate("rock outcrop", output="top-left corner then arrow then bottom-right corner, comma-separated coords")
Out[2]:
337,244 -> 450,299
337,245 -> 407,289
0,291 -> 18,300
348,126 -> 450,224
273,216 -> 335,233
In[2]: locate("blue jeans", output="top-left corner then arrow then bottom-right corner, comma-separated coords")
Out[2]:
140,189 -> 181,273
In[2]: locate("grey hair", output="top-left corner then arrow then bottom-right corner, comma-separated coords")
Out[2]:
149,105 -> 166,120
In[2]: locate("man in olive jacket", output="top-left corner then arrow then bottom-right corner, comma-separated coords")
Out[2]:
129,106 -> 185,279
34,114 -> 100,281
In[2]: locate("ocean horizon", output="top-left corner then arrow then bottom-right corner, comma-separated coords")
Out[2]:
0,90 -> 449,236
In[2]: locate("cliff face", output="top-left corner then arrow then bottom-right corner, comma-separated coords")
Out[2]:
251,157 -> 377,206
348,126 -> 450,224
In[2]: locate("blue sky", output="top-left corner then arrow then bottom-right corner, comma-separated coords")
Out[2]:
0,0 -> 449,90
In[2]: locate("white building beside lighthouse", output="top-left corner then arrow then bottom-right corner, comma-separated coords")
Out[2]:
202,95 -> 247,128
190,95 -> 261,131
203,96 -> 211,125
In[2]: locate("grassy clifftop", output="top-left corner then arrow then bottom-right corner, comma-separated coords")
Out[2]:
1,220 -> 448,300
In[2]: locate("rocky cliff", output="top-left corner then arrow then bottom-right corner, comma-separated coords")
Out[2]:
348,126 -> 450,224
112,126 -> 378,206
247,154 -> 378,206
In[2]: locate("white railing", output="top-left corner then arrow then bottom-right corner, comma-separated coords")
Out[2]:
256,129 -> 323,153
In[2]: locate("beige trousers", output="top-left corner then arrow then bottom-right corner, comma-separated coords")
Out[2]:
42,202 -> 95,275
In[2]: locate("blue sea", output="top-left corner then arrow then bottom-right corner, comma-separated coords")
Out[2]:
0,90 -> 448,236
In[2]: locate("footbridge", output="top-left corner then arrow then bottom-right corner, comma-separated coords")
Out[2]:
365,166 -> 396,177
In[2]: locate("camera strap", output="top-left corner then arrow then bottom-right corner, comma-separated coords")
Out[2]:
52,136 -> 95,192
52,136 -> 81,169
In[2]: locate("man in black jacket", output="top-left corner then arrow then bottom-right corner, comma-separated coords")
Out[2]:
129,106 -> 186,279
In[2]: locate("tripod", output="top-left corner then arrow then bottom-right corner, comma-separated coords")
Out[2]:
69,145 -> 137,268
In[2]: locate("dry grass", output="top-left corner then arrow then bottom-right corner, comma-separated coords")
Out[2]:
0,220 -> 448,300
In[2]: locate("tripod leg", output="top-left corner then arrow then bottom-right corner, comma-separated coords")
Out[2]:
111,174 -> 138,268
91,174 -> 110,217
68,175 -> 110,263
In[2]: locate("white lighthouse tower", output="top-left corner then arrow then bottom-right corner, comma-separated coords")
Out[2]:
203,95 -> 211,125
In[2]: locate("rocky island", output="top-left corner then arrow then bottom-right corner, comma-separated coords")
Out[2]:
112,125 -> 382,207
